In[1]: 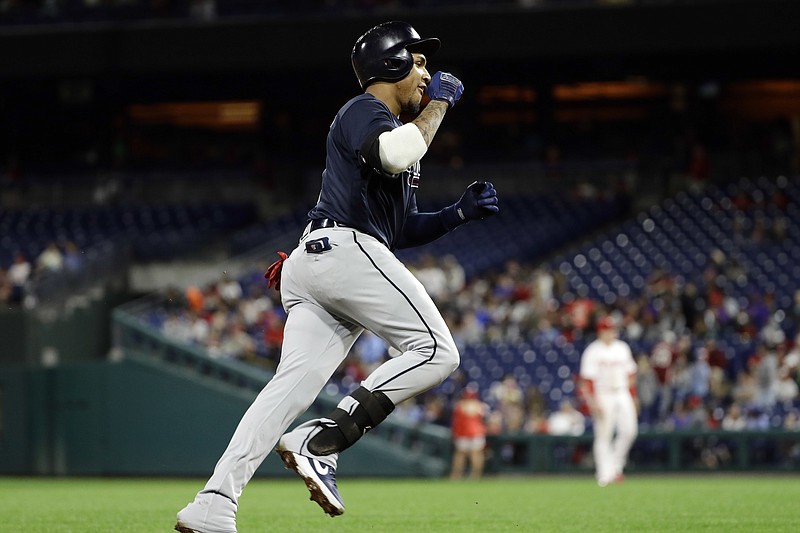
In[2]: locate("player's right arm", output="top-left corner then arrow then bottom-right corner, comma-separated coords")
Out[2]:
367,98 -> 449,175
579,377 -> 601,418
579,344 -> 602,418
366,71 -> 463,174
410,100 -> 448,146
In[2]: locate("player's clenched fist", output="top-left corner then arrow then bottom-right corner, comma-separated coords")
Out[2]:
462,181 -> 500,219
428,71 -> 464,108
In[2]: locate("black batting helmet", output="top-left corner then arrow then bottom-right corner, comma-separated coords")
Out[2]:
351,21 -> 441,90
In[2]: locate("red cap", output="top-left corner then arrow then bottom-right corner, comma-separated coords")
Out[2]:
597,316 -> 616,332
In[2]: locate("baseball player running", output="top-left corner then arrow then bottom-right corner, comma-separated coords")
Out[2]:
176,21 -> 499,533
579,316 -> 639,486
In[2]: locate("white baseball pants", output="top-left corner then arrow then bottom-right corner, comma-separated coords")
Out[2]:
592,390 -> 638,485
199,225 -> 459,503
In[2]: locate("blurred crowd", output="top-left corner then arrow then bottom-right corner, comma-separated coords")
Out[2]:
149,240 -> 800,445
0,241 -> 85,305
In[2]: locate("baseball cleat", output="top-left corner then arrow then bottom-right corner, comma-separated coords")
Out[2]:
276,446 -> 345,517
175,492 -> 237,533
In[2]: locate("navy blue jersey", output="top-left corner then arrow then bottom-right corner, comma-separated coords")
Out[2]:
308,93 -> 420,250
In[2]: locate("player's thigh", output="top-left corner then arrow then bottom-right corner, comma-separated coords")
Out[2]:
332,235 -> 453,354
277,301 -> 362,388
593,396 -> 616,439
616,395 -> 639,437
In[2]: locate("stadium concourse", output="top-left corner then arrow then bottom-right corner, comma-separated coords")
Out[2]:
0,0 -> 720,26
135,177 -> 800,451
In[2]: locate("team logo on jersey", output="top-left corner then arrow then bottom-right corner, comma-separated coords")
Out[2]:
406,162 -> 421,188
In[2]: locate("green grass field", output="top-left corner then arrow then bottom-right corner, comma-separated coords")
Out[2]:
1,474 -> 799,532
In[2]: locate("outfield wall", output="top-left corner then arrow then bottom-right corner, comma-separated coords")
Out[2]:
0,357 -> 443,477
3,357 -> 798,477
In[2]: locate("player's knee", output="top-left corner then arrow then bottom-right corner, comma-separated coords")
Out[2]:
436,338 -> 460,379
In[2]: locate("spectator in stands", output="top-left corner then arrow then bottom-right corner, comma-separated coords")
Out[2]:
485,410 -> 505,436
721,402 -> 746,431
35,241 -> 63,275
664,399 -> 694,431
670,351 -> 693,406
219,321 -> 256,362
61,240 -> 84,274
188,309 -> 211,345
689,346 -> 712,400
163,312 -> 193,343
217,272 -> 243,306
732,359 -> 759,408
708,365 -> 731,408
442,254 -> 465,296
635,353 -> 658,426
449,388 -> 489,480
518,385 -> 546,434
393,397 -> 425,426
703,338 -> 728,370
680,282 -> 704,334
783,411 -> 800,432
422,394 -> 449,427
753,344 -> 779,408
7,251 -> 31,303
546,399 -> 585,436
776,366 -> 799,403
260,308 -> 285,366
185,286 -> 204,313
522,407 -> 548,435
413,253 -> 448,299
758,311 -> 784,348
532,267 -> 555,306
238,285 -> 273,328
744,406 -> 770,431
686,395 -> 711,429
489,373 -> 524,410
650,330 -> 676,418
782,333 -> 800,377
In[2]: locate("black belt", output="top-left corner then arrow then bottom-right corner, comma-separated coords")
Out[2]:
308,218 -> 388,246
309,218 -> 347,232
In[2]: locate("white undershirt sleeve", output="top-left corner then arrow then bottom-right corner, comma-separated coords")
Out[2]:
377,123 -> 428,175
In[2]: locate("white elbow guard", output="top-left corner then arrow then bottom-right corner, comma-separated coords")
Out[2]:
378,124 -> 428,175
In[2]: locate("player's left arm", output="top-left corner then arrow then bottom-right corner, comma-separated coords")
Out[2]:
395,181 -> 500,249
580,377 -> 601,418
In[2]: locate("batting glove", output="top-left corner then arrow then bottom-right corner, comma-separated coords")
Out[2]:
442,181 -> 500,230
428,71 -> 464,108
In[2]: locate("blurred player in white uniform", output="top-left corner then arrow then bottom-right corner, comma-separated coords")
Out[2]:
579,316 -> 638,486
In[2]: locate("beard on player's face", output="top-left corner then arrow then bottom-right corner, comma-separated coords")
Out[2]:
401,94 -> 422,114
397,68 -> 426,114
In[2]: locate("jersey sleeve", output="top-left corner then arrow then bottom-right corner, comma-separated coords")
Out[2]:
337,97 -> 396,161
